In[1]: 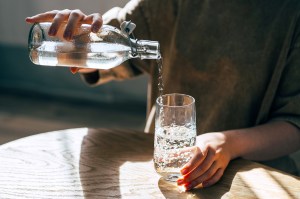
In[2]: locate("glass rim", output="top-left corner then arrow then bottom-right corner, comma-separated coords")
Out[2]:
156,93 -> 195,107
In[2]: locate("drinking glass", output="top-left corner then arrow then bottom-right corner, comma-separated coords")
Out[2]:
154,93 -> 196,182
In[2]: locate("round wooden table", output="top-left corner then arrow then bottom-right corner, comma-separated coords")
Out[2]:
0,128 -> 299,198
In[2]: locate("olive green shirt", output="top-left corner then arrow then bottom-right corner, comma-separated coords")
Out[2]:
82,0 -> 300,174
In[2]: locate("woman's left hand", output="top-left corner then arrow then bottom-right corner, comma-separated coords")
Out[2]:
177,132 -> 232,191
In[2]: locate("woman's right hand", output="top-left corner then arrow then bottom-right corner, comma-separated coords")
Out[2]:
26,9 -> 103,40
26,9 -> 103,74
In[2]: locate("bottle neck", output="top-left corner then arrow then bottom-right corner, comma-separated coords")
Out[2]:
132,40 -> 160,60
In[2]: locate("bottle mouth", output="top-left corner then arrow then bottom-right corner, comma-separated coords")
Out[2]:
137,40 -> 161,59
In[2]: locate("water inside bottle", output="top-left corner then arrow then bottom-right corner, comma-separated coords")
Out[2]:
30,41 -> 132,70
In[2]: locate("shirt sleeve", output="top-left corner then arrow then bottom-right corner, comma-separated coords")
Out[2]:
270,32 -> 300,129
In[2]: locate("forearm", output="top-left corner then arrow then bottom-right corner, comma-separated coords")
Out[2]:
225,121 -> 300,161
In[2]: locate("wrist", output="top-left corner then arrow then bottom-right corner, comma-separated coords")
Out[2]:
222,130 -> 243,160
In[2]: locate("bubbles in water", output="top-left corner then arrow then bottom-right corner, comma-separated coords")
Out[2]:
154,125 -> 196,180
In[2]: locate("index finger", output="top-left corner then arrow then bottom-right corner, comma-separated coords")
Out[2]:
25,10 -> 59,23
180,146 -> 207,175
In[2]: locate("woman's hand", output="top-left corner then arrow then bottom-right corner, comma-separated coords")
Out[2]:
26,9 -> 102,74
69,67 -> 98,74
177,121 -> 300,191
26,9 -> 102,40
177,132 -> 232,191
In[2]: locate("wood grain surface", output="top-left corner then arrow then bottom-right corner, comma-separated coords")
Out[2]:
0,128 -> 299,199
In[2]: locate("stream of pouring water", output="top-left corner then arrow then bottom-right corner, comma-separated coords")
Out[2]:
157,56 -> 164,101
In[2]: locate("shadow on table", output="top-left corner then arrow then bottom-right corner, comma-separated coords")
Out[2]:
77,129 -> 298,198
159,158 -> 300,199
158,159 -> 254,199
158,177 -> 234,199
79,128 -> 153,198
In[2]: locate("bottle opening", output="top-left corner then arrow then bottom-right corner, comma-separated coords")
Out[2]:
137,40 -> 160,59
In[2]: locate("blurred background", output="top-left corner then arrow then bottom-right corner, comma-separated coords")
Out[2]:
0,0 -> 148,144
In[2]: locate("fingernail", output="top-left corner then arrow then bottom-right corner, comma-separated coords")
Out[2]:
48,28 -> 56,36
181,168 -> 189,175
92,25 -> 99,33
70,67 -> 79,74
64,31 -> 72,40
177,178 -> 184,185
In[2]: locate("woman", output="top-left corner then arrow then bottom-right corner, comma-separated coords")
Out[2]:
26,0 -> 300,191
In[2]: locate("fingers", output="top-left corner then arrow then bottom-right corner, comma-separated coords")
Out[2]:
77,68 -> 98,73
26,10 -> 103,39
183,160 -> 218,191
202,168 -> 224,187
70,67 -> 98,74
26,10 -> 59,23
180,146 -> 207,175
64,9 -> 85,40
177,148 -> 215,187
177,146 -> 227,191
48,9 -> 72,36
182,167 -> 224,191
183,147 -> 215,181
177,132 -> 231,191
83,13 -> 103,33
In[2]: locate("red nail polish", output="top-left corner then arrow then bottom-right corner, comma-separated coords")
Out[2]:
181,168 -> 188,175
70,67 -> 79,74
177,178 -> 184,185
48,28 -> 55,36
64,31 -> 72,40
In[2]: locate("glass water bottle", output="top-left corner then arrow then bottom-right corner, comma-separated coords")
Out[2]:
28,21 -> 160,69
